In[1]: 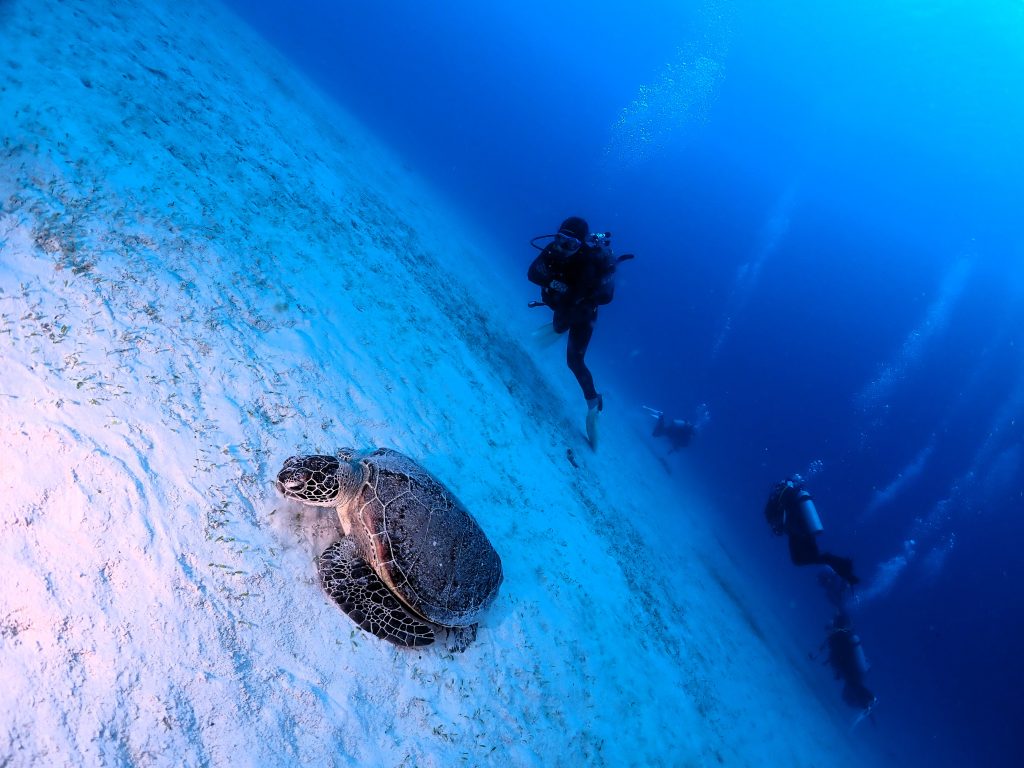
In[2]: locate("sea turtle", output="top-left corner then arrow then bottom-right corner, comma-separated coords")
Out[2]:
276,448 -> 503,649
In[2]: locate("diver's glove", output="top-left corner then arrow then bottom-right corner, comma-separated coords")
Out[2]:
548,280 -> 568,295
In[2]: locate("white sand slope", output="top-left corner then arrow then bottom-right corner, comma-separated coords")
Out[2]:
1,1 -> 888,766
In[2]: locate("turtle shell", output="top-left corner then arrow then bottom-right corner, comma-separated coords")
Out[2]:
350,448 -> 502,627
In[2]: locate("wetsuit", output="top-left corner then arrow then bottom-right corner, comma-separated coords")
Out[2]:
528,241 -> 616,401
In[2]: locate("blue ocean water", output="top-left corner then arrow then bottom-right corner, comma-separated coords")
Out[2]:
226,1 -> 1024,765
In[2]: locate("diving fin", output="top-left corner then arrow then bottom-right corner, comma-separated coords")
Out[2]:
531,321 -> 561,348
586,394 -> 603,450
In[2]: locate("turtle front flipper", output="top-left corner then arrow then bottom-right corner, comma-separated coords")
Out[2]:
317,538 -> 435,647
443,624 -> 479,654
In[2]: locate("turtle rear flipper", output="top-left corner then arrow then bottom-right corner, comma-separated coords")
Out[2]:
318,539 -> 435,647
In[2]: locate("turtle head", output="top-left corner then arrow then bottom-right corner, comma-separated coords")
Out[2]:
276,454 -> 345,505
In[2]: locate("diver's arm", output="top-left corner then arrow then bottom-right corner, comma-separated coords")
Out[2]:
528,244 -> 566,287
527,254 -> 549,286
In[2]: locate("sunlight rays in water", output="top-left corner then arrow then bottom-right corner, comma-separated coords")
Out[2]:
710,185 -> 798,360
855,256 -> 972,416
603,0 -> 734,166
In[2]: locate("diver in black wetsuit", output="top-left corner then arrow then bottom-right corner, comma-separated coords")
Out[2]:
764,476 -> 860,586
528,216 -> 621,448
647,403 -> 710,453
823,611 -> 877,717
653,414 -> 696,451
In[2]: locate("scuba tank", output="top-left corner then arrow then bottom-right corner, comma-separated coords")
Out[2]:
791,487 -> 824,535
851,634 -> 870,676
587,231 -> 613,254
588,231 -> 620,274
765,478 -> 824,535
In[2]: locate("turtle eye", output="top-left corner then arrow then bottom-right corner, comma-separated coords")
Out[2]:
276,465 -> 311,494
280,472 -> 308,491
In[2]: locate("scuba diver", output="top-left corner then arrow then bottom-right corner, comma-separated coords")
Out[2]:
644,403 -> 710,452
820,610 -> 877,726
527,216 -> 633,450
764,475 -> 860,586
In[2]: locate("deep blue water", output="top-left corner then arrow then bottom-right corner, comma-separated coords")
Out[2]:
226,1 -> 1024,765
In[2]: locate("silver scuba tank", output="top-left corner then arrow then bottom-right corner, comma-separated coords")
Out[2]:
852,635 -> 870,676
794,488 -> 824,534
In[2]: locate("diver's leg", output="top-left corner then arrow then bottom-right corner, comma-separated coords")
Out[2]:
552,310 -> 570,334
788,533 -> 822,566
567,319 -> 602,449
821,553 -> 860,586
566,320 -> 597,401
